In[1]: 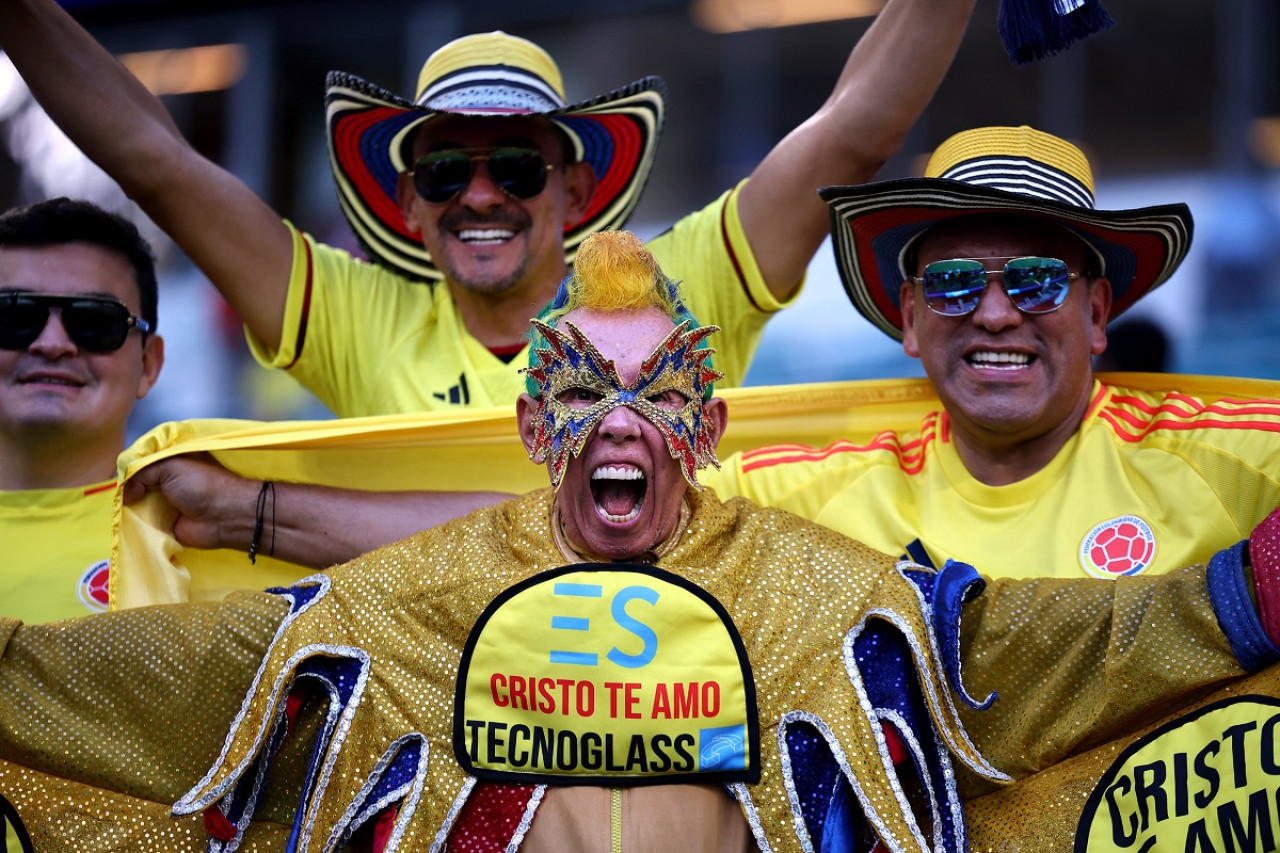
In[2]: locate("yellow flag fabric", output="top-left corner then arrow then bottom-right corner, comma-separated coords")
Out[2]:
110,373 -> 1277,609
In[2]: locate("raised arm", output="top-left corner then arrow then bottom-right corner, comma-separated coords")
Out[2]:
737,0 -> 976,299
0,0 -> 293,349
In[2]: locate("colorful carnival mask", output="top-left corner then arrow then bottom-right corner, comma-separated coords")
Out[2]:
524,318 -> 723,489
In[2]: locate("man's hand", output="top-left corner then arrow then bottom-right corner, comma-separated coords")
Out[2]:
125,454 -> 513,569
123,453 -> 261,552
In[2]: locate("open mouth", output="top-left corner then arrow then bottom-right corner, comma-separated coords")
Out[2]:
456,227 -> 517,246
591,465 -> 646,523
966,351 -> 1033,370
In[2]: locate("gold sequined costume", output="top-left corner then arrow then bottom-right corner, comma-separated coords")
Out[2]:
0,490 -> 1269,852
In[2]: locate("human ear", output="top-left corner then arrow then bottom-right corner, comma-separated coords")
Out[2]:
561,162 -> 597,227
900,282 -> 921,358
1088,278 -> 1113,356
703,397 -> 729,452
516,393 -> 546,462
136,334 -> 165,399
396,172 -> 423,235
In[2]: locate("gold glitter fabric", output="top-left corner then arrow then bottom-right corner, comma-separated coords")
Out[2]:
2,491 -> 1267,851
953,556 -> 1280,851
963,664 -> 1280,850
0,758 -> 292,852
0,592 -> 294,850
958,564 -> 1248,793
172,488 -> 1000,852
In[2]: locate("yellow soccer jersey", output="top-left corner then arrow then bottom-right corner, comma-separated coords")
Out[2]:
707,381 -> 1280,580
247,183 -> 792,418
0,480 -> 114,623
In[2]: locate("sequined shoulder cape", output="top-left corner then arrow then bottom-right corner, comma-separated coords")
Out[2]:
168,487 -> 1008,852
1,490 -> 1267,852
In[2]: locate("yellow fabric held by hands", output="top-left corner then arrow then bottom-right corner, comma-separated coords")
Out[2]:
110,373 -> 1276,609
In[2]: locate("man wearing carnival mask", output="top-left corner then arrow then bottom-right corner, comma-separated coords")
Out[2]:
3,231 -> 1280,852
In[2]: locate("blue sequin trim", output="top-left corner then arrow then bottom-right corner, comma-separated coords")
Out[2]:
933,560 -> 997,711
1208,540 -> 1280,671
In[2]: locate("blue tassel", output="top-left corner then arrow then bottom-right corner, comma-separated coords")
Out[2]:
997,0 -> 1116,65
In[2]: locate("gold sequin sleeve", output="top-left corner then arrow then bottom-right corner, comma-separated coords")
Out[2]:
0,591 -> 291,849
955,563 -> 1245,795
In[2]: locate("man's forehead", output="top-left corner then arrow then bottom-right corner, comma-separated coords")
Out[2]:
0,243 -> 140,306
560,307 -> 677,382
917,215 -> 1091,263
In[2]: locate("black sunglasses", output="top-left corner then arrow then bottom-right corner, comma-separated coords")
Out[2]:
0,292 -> 152,353
912,257 -> 1080,317
410,147 -> 555,204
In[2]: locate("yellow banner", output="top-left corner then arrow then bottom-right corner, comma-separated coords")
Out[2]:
110,374 -> 1280,609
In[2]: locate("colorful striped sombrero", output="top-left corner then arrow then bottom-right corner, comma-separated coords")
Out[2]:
326,31 -> 667,283
821,125 -> 1194,341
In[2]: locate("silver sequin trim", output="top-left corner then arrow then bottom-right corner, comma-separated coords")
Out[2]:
175,575 -> 334,814
773,714 -> 815,853
778,709 -> 917,852
284,661 -> 350,852
874,707 -> 961,852
877,564 -> 1008,781
849,607 -> 992,783
430,777 -> 476,853
505,784 -> 546,853
903,561 -> 996,713
210,696 -> 295,852
728,782 -> 771,853
290,644 -> 373,852
323,732 -> 429,851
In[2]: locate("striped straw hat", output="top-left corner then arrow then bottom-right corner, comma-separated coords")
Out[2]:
821,125 -> 1194,341
326,31 -> 667,283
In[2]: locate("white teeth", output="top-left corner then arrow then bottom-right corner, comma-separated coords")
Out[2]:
593,466 -> 644,523
457,228 -> 515,244
603,507 -> 641,523
969,351 -> 1031,369
592,466 -> 644,481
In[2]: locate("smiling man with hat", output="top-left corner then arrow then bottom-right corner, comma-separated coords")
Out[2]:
707,124 -> 1280,581
0,0 -> 977,416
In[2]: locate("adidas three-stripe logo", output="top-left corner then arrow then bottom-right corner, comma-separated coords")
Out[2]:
432,373 -> 471,405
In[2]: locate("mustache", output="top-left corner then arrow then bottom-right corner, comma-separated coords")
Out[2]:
14,360 -> 92,384
438,208 -> 532,232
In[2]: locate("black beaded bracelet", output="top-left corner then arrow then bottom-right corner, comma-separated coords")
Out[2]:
248,481 -> 276,564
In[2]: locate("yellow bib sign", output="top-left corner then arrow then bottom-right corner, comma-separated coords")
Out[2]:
1077,696 -> 1280,851
454,563 -> 759,785
2,794 -> 35,853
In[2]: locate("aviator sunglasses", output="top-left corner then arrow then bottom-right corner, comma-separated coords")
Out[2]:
411,147 -> 556,204
912,257 -> 1081,317
0,292 -> 152,353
